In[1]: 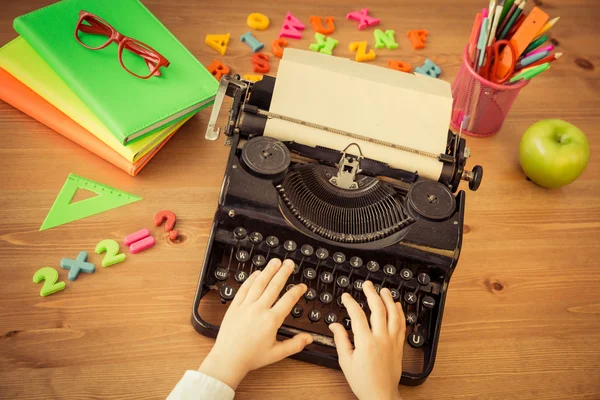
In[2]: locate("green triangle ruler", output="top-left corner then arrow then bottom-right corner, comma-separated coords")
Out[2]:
40,173 -> 143,231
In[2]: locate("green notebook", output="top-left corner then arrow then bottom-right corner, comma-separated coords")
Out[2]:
14,0 -> 217,145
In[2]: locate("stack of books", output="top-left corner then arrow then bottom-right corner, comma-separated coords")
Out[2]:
0,0 -> 217,176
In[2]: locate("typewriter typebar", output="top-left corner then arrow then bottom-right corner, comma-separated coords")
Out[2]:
192,74 -> 483,386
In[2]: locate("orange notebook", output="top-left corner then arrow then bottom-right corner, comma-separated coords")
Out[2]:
0,67 -> 187,176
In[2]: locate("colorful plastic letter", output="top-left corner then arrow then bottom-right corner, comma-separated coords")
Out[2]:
205,34 -> 230,56
415,58 -> 441,78
374,29 -> 398,49
247,13 -> 270,30
309,16 -> 335,34
60,251 -> 95,281
407,30 -> 428,49
346,8 -> 380,30
279,11 -> 305,39
309,33 -> 338,55
207,59 -> 230,81
348,41 -> 376,62
244,74 -> 263,82
388,60 -> 411,72
272,38 -> 288,58
240,32 -> 264,52
252,53 -> 270,73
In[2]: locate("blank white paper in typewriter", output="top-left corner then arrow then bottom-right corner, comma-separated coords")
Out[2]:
264,49 -> 453,181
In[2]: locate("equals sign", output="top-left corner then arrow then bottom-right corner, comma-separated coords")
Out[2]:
124,229 -> 155,254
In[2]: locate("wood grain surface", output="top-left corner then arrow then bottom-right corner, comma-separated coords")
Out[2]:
1,0 -> 599,399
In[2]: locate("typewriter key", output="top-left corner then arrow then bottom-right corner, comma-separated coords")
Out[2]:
249,232 -> 263,244
308,309 -> 322,322
366,261 -> 380,273
303,268 -> 317,280
265,236 -> 279,248
220,285 -> 236,302
291,304 -> 304,318
350,256 -> 363,268
408,331 -> 425,348
417,273 -> 431,286
400,268 -> 413,281
236,249 -> 250,262
336,275 -> 350,288
241,136 -> 291,179
389,288 -> 400,300
300,244 -> 314,257
286,284 -> 295,292
407,180 -> 456,221
283,240 -> 297,252
406,312 -> 417,325
383,264 -> 397,276
343,317 -> 352,330
233,227 -> 247,239
234,270 -> 248,283
252,254 -> 266,268
316,248 -> 329,260
373,284 -> 382,294
320,291 -> 333,304
292,263 -> 300,274
214,268 -> 229,281
305,288 -> 317,301
333,252 -> 346,264
404,292 -> 417,305
353,280 -> 364,291
320,271 -> 334,284
325,312 -> 338,325
422,295 -> 436,309
336,296 -> 345,308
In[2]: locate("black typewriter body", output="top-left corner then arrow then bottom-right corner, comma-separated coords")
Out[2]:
192,75 -> 482,386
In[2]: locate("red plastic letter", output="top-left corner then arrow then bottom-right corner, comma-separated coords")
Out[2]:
252,53 -> 270,73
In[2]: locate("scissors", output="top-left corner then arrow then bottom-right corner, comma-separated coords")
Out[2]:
479,40 -> 517,84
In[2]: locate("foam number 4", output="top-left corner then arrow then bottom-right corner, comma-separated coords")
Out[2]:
33,267 -> 66,297
95,239 -> 126,267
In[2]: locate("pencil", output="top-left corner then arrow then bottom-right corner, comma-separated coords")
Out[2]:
509,62 -> 550,82
522,35 -> 548,55
499,0 -> 515,25
525,44 -> 554,58
506,12 -> 526,38
487,0 -> 506,46
519,52 -> 563,69
535,16 -> 559,38
496,0 -> 522,38
515,50 -> 549,69
498,0 -> 526,40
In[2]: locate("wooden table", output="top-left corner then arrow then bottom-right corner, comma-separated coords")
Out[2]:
1,0 -> 599,399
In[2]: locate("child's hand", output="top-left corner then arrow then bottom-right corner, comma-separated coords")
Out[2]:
329,280 -> 405,400
199,259 -> 313,390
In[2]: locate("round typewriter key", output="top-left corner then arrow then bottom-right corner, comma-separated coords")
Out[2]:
404,292 -> 417,305
350,256 -> 363,268
234,270 -> 248,283
383,264 -> 397,276
308,309 -> 322,322
373,284 -> 382,294
353,279 -> 364,291
265,236 -> 279,248
219,284 -> 236,301
249,232 -> 263,244
342,317 -> 352,330
417,273 -> 431,286
236,249 -> 250,262
315,248 -> 329,260
325,312 -> 338,325
333,252 -> 346,264
400,268 -> 413,281
422,295 -> 436,309
336,275 -> 350,288
251,254 -> 266,268
292,262 -> 300,274
320,271 -> 334,284
233,227 -> 247,239
291,304 -> 304,318
389,288 -> 400,300
305,288 -> 317,301
214,267 -> 229,281
366,261 -> 380,273
286,284 -> 295,292
336,296 -> 345,308
408,331 -> 425,348
406,312 -> 418,325
319,291 -> 333,304
300,244 -> 314,256
303,268 -> 317,280
283,240 -> 297,252
357,301 -> 366,309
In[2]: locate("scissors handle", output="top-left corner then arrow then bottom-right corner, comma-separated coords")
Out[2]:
490,40 -> 516,84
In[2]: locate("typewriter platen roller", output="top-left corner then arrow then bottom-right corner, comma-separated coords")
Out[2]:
192,49 -> 482,386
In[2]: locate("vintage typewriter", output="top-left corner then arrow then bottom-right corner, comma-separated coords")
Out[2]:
192,50 -> 482,386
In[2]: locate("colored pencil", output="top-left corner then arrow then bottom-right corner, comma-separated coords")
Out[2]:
487,0 -> 506,46
535,16 -> 559,38
498,0 -> 526,40
510,62 -> 550,82
506,12 -> 526,38
499,0 -> 515,25
468,13 -> 483,60
496,0 -> 522,37
525,44 -> 554,58
515,50 -> 549,69
476,18 -> 490,69
522,35 -> 548,55
519,52 -> 563,69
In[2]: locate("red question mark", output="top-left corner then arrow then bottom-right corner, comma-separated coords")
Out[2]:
154,210 -> 178,240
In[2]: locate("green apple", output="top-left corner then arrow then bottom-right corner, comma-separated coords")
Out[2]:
519,119 -> 590,189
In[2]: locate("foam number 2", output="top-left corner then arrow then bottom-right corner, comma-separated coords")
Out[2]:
95,239 -> 126,267
33,267 -> 66,297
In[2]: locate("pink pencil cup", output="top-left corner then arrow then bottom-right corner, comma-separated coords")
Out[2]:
450,46 -> 528,137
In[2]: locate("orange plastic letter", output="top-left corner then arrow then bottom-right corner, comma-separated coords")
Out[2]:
272,38 -> 288,58
309,16 -> 335,35
388,60 -> 411,72
407,30 -> 428,49
207,59 -> 230,81
251,53 -> 270,73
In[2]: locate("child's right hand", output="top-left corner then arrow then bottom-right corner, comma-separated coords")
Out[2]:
329,280 -> 405,400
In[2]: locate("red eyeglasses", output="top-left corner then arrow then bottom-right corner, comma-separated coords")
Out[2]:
74,10 -> 170,79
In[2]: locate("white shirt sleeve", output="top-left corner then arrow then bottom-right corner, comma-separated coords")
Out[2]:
167,370 -> 235,400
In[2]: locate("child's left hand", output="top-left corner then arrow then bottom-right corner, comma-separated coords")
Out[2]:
198,259 -> 313,390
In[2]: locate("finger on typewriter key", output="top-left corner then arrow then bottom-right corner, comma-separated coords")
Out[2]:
305,288 -> 317,301
236,249 -> 250,263
258,260 -> 299,307
286,284 -> 295,292
243,258 -> 285,304
233,227 -> 247,240
325,312 -> 338,325
422,295 -> 436,309
366,261 -> 380,273
300,244 -> 314,257
235,270 -> 248,284
363,281 -> 388,335
220,284 -> 237,302
336,275 -> 350,289
340,292 -> 369,335
373,284 -> 382,294
404,291 -> 417,305
342,316 -> 352,330
292,262 -> 300,275
265,235 -> 279,248
320,271 -> 334,284
417,272 -> 431,286
400,268 -> 413,281
215,267 -> 229,281
303,268 -> 317,281
383,264 -> 396,276
308,308 -> 322,322
315,247 -> 329,261
333,252 -> 346,264
406,312 -> 417,325
249,231 -> 263,244
337,296 -> 345,308
319,291 -> 333,304
380,287 -> 406,336
252,254 -> 267,269
408,330 -> 425,348
291,304 -> 304,318
389,288 -> 400,301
